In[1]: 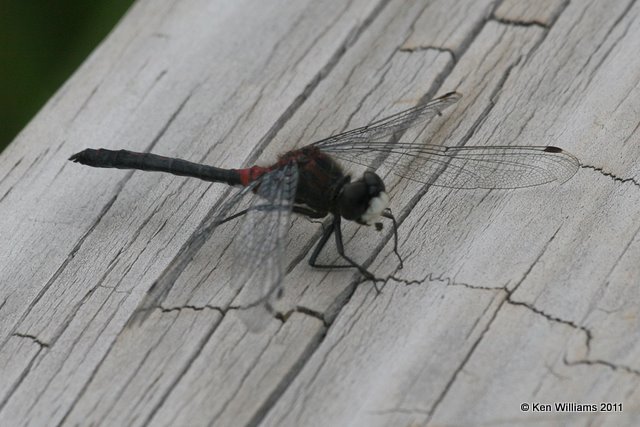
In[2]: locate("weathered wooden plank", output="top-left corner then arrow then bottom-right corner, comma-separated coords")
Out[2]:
148,313 -> 323,427
62,308 -> 223,426
262,0 -> 640,425
1,0 -> 639,426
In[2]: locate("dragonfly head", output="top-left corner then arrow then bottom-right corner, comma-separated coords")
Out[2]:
338,171 -> 389,225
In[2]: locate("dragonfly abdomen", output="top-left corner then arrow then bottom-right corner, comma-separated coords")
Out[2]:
69,149 -> 243,186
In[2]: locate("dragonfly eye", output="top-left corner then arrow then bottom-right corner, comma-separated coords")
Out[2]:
338,171 -> 388,225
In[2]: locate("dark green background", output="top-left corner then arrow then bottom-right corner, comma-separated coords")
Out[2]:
1,0 -> 135,152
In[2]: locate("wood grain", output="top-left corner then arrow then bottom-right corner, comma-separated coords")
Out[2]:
1,0 -> 639,426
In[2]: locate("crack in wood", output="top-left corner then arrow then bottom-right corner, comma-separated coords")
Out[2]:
0,157 -> 23,187
290,306 -> 328,327
135,69 -> 170,109
369,406 -> 430,416
493,0 -> 570,29
510,225 -> 562,293
580,164 -> 640,188
0,186 -> 14,204
12,333 -> 50,349
147,89 -> 194,153
71,84 -> 100,124
492,16 -> 549,29
506,299 -> 593,351
563,356 -> 640,377
399,45 -> 457,62
158,304 -> 224,315
429,273 -> 503,292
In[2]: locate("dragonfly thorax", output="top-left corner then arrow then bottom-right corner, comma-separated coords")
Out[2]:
338,171 -> 388,225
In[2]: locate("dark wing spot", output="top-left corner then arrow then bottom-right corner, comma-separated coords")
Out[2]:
544,146 -> 563,153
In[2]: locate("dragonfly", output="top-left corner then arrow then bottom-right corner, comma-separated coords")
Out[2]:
69,92 -> 579,328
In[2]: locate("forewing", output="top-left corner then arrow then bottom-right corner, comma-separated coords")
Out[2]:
325,143 -> 579,189
231,163 -> 298,331
312,92 -> 461,148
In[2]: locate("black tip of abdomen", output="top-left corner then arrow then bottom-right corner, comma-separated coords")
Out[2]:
69,149 -> 98,165
69,149 -> 87,163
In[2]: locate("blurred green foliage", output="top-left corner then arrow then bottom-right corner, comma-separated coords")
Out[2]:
0,0 -> 135,152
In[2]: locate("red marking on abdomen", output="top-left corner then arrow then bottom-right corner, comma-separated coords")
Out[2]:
236,166 -> 268,186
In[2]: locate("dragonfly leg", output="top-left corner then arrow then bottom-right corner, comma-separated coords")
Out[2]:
332,216 -> 381,290
217,204 -> 277,225
382,209 -> 403,269
293,206 -> 326,218
307,220 -> 357,270
218,204 -> 323,226
308,220 -> 336,267
308,216 -> 382,292
218,208 -> 252,225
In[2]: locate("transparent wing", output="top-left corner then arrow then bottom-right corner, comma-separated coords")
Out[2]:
133,181 -> 260,324
312,92 -> 461,148
231,163 -> 298,331
323,143 -> 579,189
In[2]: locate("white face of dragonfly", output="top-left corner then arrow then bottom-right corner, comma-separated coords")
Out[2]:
360,191 -> 389,225
338,171 -> 389,225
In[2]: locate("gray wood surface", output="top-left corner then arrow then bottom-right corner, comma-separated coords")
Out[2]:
1,0 -> 639,426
